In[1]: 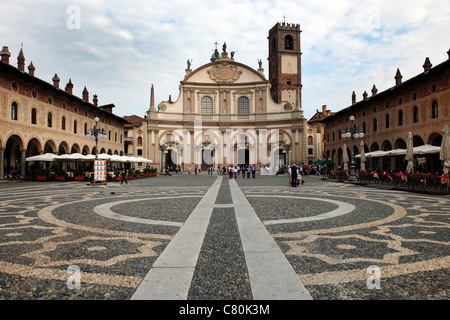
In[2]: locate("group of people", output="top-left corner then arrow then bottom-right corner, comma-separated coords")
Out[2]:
224,165 -> 257,179
287,163 -> 303,187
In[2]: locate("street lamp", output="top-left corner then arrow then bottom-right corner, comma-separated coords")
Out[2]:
85,117 -> 107,159
342,115 -> 364,181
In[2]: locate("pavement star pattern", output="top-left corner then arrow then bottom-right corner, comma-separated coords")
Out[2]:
0,176 -> 448,300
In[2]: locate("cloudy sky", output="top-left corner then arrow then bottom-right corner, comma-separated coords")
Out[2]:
1,0 -> 449,120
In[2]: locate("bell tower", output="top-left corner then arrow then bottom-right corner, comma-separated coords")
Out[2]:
268,22 -> 302,110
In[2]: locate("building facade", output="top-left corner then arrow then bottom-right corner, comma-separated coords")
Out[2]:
322,50 -> 450,172
127,23 -> 318,171
0,46 -> 129,179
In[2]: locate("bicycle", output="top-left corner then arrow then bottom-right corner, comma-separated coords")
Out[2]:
5,170 -> 23,182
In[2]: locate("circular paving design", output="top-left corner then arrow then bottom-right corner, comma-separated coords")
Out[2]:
0,175 -> 448,300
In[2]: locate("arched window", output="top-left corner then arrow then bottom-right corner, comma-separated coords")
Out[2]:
413,106 -> 419,123
238,96 -> 250,114
308,136 -> 313,145
31,108 -> 37,124
398,110 -> 404,126
73,120 -> 77,134
285,35 -> 293,50
84,123 -> 88,135
137,137 -> 143,146
272,38 -> 277,53
385,114 -> 390,129
432,100 -> 438,118
201,96 -> 213,114
62,116 -> 66,130
11,102 -> 18,120
363,122 -> 367,134
47,112 -> 52,127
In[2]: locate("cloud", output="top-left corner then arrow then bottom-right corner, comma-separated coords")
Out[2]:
0,0 -> 448,120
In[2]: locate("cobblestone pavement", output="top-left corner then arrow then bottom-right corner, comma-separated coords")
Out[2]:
0,173 -> 448,300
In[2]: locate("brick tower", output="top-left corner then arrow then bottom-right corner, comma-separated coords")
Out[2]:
268,22 -> 302,110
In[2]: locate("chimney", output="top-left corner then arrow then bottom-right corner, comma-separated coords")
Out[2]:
52,74 -> 60,88
423,57 -> 432,72
0,46 -> 11,64
395,68 -> 402,86
352,91 -> 356,105
65,79 -> 73,94
322,105 -> 327,113
17,48 -> 25,71
363,91 -> 368,100
28,62 -> 35,76
371,85 -> 378,96
93,94 -> 98,106
82,86 -> 89,102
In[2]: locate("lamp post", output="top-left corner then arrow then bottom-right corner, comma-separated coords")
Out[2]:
85,117 -> 107,159
342,115 -> 364,181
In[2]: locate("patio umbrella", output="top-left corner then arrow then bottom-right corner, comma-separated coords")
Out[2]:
26,153 -> 58,162
360,140 -> 366,171
440,125 -> 450,174
343,143 -> 349,171
406,132 -> 414,173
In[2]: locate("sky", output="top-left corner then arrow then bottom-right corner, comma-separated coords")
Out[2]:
0,0 -> 449,120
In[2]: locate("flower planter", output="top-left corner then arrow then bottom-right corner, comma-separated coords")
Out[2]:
55,176 -> 65,181
74,176 -> 85,181
127,175 -> 133,180
135,174 -> 140,179
36,176 -> 47,181
115,176 -> 122,181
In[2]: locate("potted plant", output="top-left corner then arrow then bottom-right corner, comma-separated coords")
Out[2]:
127,169 -> 134,180
151,168 -> 157,176
114,169 -> 122,181
55,169 -> 66,181
35,168 -> 48,181
135,169 -> 141,178
73,169 -> 85,181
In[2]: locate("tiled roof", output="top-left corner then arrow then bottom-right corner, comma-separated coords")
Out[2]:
124,115 -> 144,128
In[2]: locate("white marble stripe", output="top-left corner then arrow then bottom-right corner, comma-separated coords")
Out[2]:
131,176 -> 222,300
229,179 -> 313,300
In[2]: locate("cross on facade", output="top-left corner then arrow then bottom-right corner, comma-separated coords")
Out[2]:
283,15 -> 287,23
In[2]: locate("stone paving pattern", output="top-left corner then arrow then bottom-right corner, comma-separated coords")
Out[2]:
0,173 -> 448,300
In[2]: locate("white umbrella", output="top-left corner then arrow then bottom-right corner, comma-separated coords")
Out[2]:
110,155 -> 125,162
414,144 -> 441,155
26,153 -> 58,162
360,140 -> 366,171
440,125 -> 450,174
342,144 -> 349,171
56,153 -> 87,160
406,132 -> 414,173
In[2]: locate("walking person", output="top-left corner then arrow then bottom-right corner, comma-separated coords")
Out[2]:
252,165 -> 256,178
120,166 -> 128,185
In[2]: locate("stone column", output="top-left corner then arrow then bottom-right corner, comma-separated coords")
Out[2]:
21,149 -> 26,178
0,148 -> 4,180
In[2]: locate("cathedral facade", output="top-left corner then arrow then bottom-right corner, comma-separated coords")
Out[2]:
126,22 -> 319,171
